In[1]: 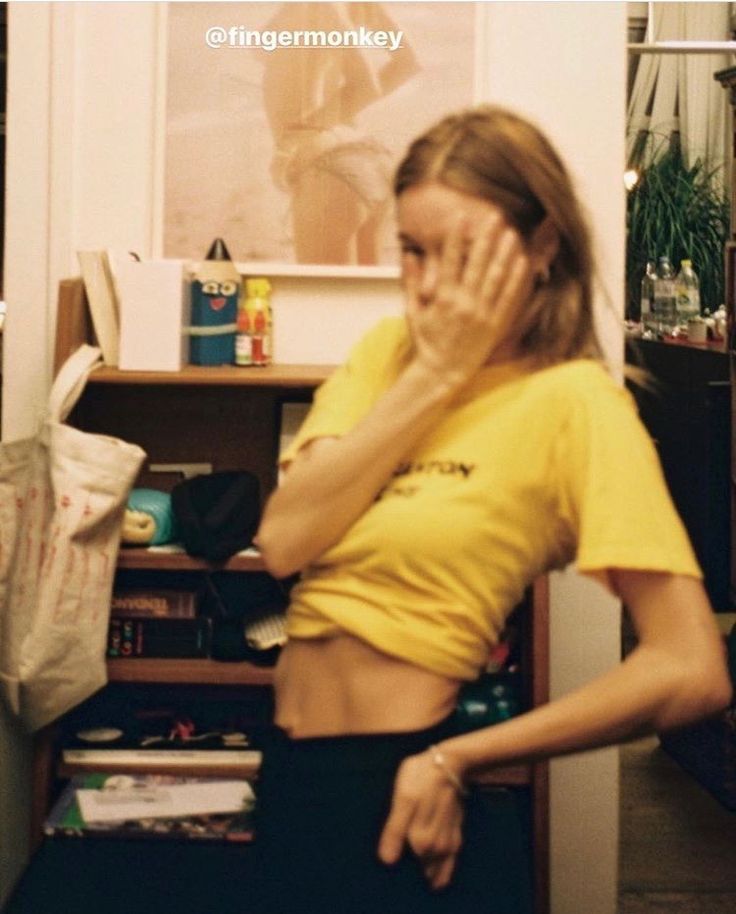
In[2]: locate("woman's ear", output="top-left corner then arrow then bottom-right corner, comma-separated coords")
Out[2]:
528,217 -> 560,276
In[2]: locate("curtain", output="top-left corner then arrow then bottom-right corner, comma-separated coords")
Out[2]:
627,2 -> 731,175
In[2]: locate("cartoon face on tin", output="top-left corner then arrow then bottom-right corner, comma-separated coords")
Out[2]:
191,273 -> 240,317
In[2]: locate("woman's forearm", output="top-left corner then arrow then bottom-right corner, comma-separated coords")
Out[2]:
439,641 -> 731,780
257,219 -> 534,579
256,360 -> 460,578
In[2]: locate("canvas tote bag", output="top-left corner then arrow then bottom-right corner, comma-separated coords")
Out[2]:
0,344 -> 146,731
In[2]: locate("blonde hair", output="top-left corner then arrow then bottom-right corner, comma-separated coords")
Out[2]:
394,105 -> 604,365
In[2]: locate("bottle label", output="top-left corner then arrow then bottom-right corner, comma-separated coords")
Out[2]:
677,290 -> 700,312
235,334 -> 253,366
243,297 -> 273,366
252,336 -> 265,366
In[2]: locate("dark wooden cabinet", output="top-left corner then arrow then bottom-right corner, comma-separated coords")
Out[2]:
625,337 -> 731,610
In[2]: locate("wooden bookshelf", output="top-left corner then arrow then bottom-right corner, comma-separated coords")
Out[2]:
116,547 -> 267,572
57,759 -> 531,787
474,765 -> 533,787
57,760 -> 262,780
106,658 -> 274,687
89,363 -> 334,388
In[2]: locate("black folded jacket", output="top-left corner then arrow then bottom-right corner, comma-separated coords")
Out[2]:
171,470 -> 261,562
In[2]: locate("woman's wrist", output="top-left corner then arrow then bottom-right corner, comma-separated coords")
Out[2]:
404,354 -> 472,402
427,743 -> 470,796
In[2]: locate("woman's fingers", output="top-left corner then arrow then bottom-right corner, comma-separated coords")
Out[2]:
461,213 -> 504,293
493,250 -> 533,325
377,794 -> 415,865
437,216 -> 468,289
477,227 -> 522,302
424,851 -> 459,891
484,249 -> 535,358
403,783 -> 464,885
403,257 -> 422,316
405,209 -> 541,383
413,799 -> 463,889
480,230 -> 527,304
378,755 -> 466,887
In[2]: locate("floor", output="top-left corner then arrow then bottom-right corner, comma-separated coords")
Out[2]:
618,736 -> 736,913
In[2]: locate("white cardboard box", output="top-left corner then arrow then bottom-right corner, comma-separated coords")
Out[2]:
116,259 -> 189,371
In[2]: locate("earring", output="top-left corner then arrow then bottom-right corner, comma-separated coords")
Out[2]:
536,266 -> 551,285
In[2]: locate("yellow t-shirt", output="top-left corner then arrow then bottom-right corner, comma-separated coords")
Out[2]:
280,317 -> 702,681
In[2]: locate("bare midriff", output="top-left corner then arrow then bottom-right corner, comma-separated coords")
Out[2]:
273,632 -> 463,738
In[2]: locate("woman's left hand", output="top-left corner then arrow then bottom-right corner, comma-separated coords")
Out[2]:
377,749 -> 466,890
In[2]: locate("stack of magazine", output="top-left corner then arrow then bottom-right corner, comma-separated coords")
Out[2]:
49,681 -> 264,843
44,773 -> 256,843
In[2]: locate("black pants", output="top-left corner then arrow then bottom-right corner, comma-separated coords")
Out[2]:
252,714 -> 533,914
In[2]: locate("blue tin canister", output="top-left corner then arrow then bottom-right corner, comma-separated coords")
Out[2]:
189,238 -> 240,366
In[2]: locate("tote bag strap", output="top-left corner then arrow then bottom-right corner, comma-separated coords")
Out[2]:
46,344 -> 103,423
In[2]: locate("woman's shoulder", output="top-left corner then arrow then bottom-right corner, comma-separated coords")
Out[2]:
358,315 -> 410,349
531,357 -> 621,395
347,315 -> 412,369
525,358 -> 634,418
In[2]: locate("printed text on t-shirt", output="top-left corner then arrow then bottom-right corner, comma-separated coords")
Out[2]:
393,460 -> 476,479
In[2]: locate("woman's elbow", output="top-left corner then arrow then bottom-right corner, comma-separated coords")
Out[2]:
698,662 -> 733,717
254,524 -> 303,580
664,660 -> 732,731
696,635 -> 733,717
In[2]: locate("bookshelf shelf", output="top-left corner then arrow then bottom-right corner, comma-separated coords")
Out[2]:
474,764 -> 533,788
116,547 -> 266,572
90,363 -> 334,388
106,658 -> 275,686
55,760 -> 531,787
57,760 -> 262,780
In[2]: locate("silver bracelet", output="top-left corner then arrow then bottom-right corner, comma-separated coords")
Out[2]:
428,744 -> 468,797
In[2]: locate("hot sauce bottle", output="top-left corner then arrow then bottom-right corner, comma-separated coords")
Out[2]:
241,277 -> 272,367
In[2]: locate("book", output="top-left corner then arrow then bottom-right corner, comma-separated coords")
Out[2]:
77,777 -> 252,822
77,250 -> 120,366
61,748 -> 262,772
45,774 -> 256,842
111,588 -> 197,619
107,616 -> 211,658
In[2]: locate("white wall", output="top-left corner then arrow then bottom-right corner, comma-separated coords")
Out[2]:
481,6 -> 627,913
0,4 -> 52,898
2,1 -> 168,440
1,2 -> 627,910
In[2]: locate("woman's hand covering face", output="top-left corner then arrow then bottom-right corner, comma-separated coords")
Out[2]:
398,183 -> 536,383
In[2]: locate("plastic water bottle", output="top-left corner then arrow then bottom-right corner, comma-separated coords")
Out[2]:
676,259 -> 701,323
640,260 -> 658,334
654,256 -> 677,335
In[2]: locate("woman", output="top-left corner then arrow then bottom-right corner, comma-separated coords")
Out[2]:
262,2 -> 419,265
254,105 -> 731,913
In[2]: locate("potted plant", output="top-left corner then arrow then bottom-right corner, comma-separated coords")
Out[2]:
626,133 -> 730,320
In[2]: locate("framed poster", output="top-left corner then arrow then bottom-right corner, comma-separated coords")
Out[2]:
163,2 -> 476,271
